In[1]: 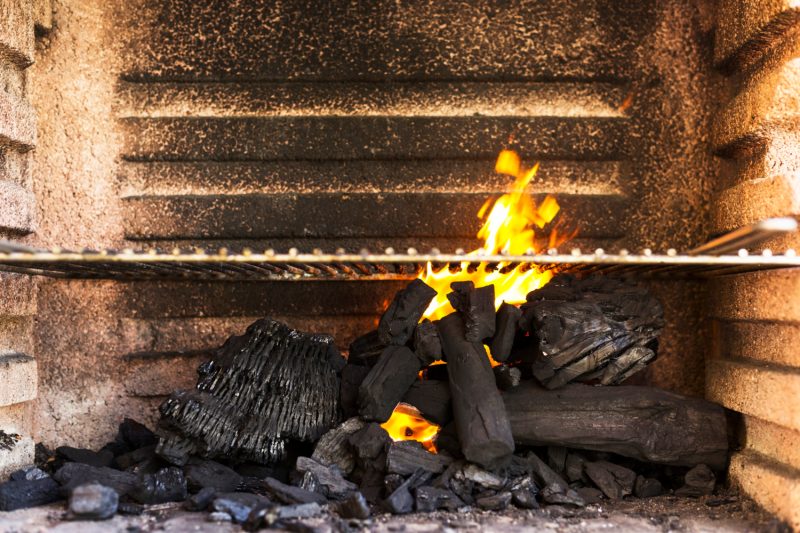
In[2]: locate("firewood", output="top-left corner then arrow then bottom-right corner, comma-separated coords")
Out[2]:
503,382 -> 728,470
401,380 -> 452,426
157,318 -> 344,465
489,302 -> 522,362
446,281 -> 496,342
438,313 -> 514,470
358,345 -> 422,422
378,279 -> 437,346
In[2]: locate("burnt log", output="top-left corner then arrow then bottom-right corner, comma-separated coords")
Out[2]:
503,382 -> 728,470
489,302 -> 522,362
438,313 -> 514,470
358,345 -> 422,422
446,282 -> 496,342
157,318 -> 343,465
401,380 -> 452,426
378,279 -> 437,346
521,274 -> 664,389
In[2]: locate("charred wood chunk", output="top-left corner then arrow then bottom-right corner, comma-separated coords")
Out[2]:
296,456 -> 358,501
129,467 -> 188,504
446,282 -> 496,342
257,477 -> 327,505
675,464 -> 716,497
184,459 -> 242,493
476,491 -> 512,511
333,491 -> 371,519
522,274 -> 664,389
340,364 -> 371,419
504,382 -> 729,470
583,460 -> 636,499
382,469 -> 432,514
414,485 -> 464,512
118,418 -> 158,451
348,423 -> 391,504
386,441 -> 453,477
348,330 -> 385,367
438,313 -> 514,470
413,320 -> 443,365
513,452 -> 568,491
311,417 -> 365,476
493,365 -> 521,391
57,447 -> 115,468
634,475 -> 663,498
54,463 -> 139,496
212,492 -> 270,523
490,302 -> 522,362
378,279 -> 437,346
157,318 -> 343,465
358,345 -> 422,422
401,380 -> 452,427
0,477 -> 62,511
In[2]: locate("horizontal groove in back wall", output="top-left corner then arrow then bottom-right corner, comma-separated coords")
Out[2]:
119,116 -> 629,161
121,192 -> 627,241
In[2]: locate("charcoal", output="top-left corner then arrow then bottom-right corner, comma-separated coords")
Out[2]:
413,320 -> 443,365
212,492 -> 271,523
118,418 -> 157,450
129,466 -> 187,504
157,319 -> 343,465
258,477 -> 327,505
54,462 -> 138,495
493,365 -> 521,391
117,501 -> 144,515
383,474 -> 404,495
522,274 -> 663,389
186,486 -> 217,511
378,279 -> 437,346
565,453 -> 587,483
457,463 -> 505,491
333,491 -> 371,519
634,475 -> 664,498
575,486 -> 604,504
675,464 -> 715,497
438,313 -> 514,470
185,458 -> 242,492
540,483 -> 586,507
584,461 -> 636,499
401,380 -> 452,427
296,456 -> 357,500
447,282 -> 496,342
9,466 -> 49,482
358,345 -> 422,422
114,445 -> 157,470
382,469 -> 431,514
547,446 -> 568,475
433,422 -> 462,459
504,382 -> 729,470
386,440 -> 453,476
235,462 -> 278,480
489,303 -> 522,362
347,423 -> 390,503
476,491 -> 512,511
340,364 -> 371,418
0,477 -> 62,511
414,485 -> 464,512
348,423 -> 391,461
348,330 -> 385,367
423,363 -> 449,381
68,482 -> 118,520
519,452 -> 568,491
512,489 -> 539,509
312,417 -> 365,476
56,446 -> 115,468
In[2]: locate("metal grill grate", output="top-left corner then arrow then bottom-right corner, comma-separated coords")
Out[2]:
0,218 -> 797,281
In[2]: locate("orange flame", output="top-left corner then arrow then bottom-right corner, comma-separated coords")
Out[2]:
380,403 -> 440,453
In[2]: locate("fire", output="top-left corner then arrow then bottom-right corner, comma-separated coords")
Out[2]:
419,150 -> 564,321
380,403 -> 440,453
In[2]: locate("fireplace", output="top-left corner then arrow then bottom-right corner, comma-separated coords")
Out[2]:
0,0 -> 799,528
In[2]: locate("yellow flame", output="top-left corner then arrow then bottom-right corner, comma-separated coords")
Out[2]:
381,403 -> 440,453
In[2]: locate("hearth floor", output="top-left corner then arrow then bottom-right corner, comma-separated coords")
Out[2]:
0,490 -> 784,533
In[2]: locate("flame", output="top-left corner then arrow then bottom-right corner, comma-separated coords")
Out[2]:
419,150 -> 566,321
381,403 -> 440,453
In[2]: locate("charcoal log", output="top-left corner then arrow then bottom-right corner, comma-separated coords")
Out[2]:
401,380 -> 452,426
489,302 -> 522,362
157,319 -> 343,465
504,382 -> 728,470
348,330 -> 385,367
358,345 -> 422,422
378,279 -> 437,346
446,282 -> 496,342
413,320 -> 442,365
438,313 -> 514,470
521,274 -> 664,389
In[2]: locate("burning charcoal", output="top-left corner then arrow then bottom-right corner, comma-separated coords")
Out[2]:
54,462 -> 138,495
311,417 -> 365,476
9,466 -> 49,482
186,486 -> 217,511
575,487 -> 604,504
114,445 -> 156,470
382,469 -> 432,514
540,482 -> 586,507
457,463 -> 505,491
358,345 -> 422,422
56,446 -> 115,468
565,453 -> 587,483
522,274 -> 664,389
333,491 -> 371,519
68,482 -> 118,520
118,418 -> 158,450
387,440 -> 453,477
129,466 -> 187,504
378,279 -> 437,346
489,303 -> 522,362
634,475 -> 664,498
675,464 -> 716,497
402,380 -> 452,426
257,477 -> 327,505
348,330 -> 385,367
504,382 -> 729,470
447,282 -> 496,342
583,461 -> 636,500
438,313 -> 514,470
340,364 -> 371,418
296,457 -> 357,500
212,492 -> 271,523
547,446 -> 568,475
157,319 -> 343,465
476,491 -> 512,511
414,485 -> 463,512
0,477 -> 62,511
185,458 -> 242,492
413,320 -> 442,365
518,452 -> 568,491
493,365 -> 521,391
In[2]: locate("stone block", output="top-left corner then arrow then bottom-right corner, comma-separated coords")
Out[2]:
0,179 -> 35,234
740,415 -> 800,472
0,273 -> 35,317
0,0 -> 34,66
0,435 -> 34,480
0,90 -> 36,150
0,353 -> 36,407
728,449 -> 800,530
709,270 -> 800,323
712,319 -> 800,368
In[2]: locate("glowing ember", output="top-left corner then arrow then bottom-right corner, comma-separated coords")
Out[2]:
381,403 -> 440,453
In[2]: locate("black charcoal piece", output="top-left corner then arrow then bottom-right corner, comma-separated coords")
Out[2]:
504,382 -> 729,470
129,467 -> 187,504
476,491 -> 512,511
518,452 -> 568,491
311,417 -> 365,476
68,482 -> 118,520
512,488 -> 539,509
348,330 -> 385,367
9,466 -> 49,482
493,365 -> 521,391
433,422 -> 462,459
386,441 -> 453,476
333,491 -> 371,519
185,459 -> 242,492
212,492 -> 271,523
413,320 -> 443,365
457,463 -> 505,490
296,457 -> 357,501
118,418 -> 158,450
0,477 -> 62,511
490,303 -> 522,362
547,446 -> 568,475
414,485 -> 464,512
186,486 -> 217,511
259,477 -> 327,505
424,364 -> 449,381
382,469 -> 431,514
447,282 -> 496,342
401,380 -> 452,426
584,461 -> 636,499
378,279 -> 437,346
56,447 -> 115,468
114,445 -> 156,470
675,464 -> 716,497
565,453 -> 587,483
438,313 -> 514,470
54,463 -> 138,495
540,483 -> 586,507
575,486 -> 604,504
348,423 -> 391,504
634,475 -> 664,498
358,345 -> 422,422
383,474 -> 404,496
340,364 -> 371,418
157,319 -> 343,465
348,423 -> 391,461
